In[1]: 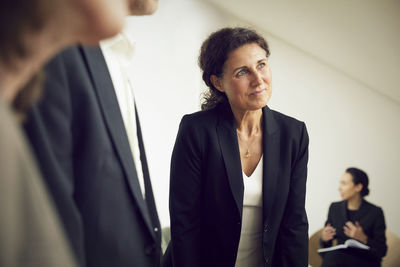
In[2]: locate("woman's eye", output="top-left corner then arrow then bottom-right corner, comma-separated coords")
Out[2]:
257,62 -> 266,69
236,69 -> 247,77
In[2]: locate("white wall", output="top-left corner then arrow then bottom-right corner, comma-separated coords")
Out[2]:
268,36 -> 400,237
125,0 -> 400,237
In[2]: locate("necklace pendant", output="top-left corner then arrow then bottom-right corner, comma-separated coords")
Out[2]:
244,150 -> 251,158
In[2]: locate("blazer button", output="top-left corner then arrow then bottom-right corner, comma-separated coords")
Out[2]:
264,224 -> 269,233
154,227 -> 159,232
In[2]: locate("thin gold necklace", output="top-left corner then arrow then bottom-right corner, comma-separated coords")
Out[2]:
236,129 -> 259,158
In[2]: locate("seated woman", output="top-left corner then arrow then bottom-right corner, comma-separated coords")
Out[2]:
321,167 -> 387,267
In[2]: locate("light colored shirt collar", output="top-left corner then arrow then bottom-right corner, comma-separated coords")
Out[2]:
100,31 -> 136,64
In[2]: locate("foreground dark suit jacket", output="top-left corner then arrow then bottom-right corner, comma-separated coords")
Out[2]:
169,102 -> 309,267
322,200 -> 387,261
24,45 -> 161,267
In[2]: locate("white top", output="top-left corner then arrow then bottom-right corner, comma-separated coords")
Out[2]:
235,156 -> 264,267
100,32 -> 145,198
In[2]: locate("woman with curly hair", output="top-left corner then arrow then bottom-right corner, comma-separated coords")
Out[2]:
169,27 -> 309,267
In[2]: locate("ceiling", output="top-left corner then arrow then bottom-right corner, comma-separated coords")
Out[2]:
204,0 -> 400,104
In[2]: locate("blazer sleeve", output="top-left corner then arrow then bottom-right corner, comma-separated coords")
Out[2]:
366,207 -> 387,259
23,49 -> 85,265
275,122 -> 309,266
169,115 -> 203,267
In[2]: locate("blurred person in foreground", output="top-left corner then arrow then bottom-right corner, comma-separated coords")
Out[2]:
23,1 -> 161,266
320,167 -> 387,267
0,0 -> 131,266
169,27 -> 309,267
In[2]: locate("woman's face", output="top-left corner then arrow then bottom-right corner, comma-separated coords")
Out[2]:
213,43 -> 272,113
338,172 -> 362,200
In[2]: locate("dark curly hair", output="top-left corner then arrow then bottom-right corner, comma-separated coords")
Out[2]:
346,167 -> 370,197
198,27 -> 270,110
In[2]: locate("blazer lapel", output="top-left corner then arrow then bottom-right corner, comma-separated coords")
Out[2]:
216,103 -> 244,218
341,201 -> 348,222
261,106 -> 280,223
135,105 -> 161,242
354,200 -> 370,223
80,46 -> 156,240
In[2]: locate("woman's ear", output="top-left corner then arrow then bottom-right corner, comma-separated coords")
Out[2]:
355,183 -> 363,194
210,75 -> 224,93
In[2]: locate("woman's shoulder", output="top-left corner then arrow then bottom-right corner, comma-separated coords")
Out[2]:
179,107 -> 218,130
329,200 -> 345,209
269,108 -> 305,127
268,108 -> 307,139
182,107 -> 218,122
328,200 -> 384,216
362,200 -> 384,213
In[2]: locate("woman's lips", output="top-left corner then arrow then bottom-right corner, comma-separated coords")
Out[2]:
250,89 -> 266,96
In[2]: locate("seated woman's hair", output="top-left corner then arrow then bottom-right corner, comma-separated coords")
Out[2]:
199,27 -> 270,110
346,167 -> 370,197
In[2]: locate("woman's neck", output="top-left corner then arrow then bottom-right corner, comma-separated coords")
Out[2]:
347,195 -> 362,210
233,108 -> 263,137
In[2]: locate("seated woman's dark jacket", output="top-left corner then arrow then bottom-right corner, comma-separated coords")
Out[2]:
321,200 -> 387,261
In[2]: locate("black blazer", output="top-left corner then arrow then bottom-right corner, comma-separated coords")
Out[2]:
322,200 -> 387,261
169,102 -> 309,267
24,45 -> 161,267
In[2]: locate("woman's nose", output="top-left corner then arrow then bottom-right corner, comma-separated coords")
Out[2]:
251,71 -> 263,87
